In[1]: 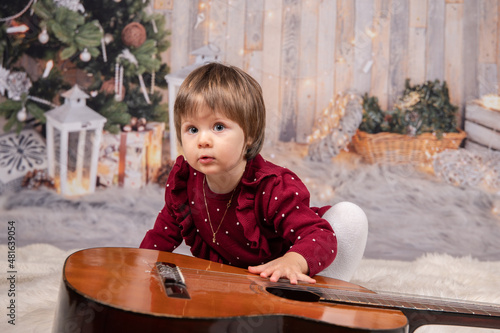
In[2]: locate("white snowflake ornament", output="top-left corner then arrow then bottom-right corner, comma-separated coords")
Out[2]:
6,71 -> 32,101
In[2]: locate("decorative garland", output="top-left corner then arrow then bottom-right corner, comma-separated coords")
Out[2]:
307,93 -> 363,161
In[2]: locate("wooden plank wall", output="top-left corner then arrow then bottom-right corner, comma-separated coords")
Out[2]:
155,0 -> 500,144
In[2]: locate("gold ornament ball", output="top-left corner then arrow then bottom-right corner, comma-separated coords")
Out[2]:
121,22 -> 147,48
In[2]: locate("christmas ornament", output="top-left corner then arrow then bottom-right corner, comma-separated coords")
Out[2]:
121,22 -> 147,48
307,93 -> 363,161
17,107 -> 27,121
6,71 -> 32,101
38,28 -> 49,44
80,48 -> 91,62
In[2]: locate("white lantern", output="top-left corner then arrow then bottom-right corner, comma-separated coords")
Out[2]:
165,44 -> 221,159
45,85 -> 107,196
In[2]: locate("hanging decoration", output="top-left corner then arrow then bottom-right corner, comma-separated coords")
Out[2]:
307,93 -> 363,161
0,69 -> 32,101
116,49 -> 151,104
121,22 -> 147,48
434,149 -> 500,193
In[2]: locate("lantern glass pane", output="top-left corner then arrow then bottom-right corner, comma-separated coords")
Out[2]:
53,127 -> 97,195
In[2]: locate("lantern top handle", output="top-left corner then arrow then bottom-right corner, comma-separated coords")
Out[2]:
63,85 -> 89,106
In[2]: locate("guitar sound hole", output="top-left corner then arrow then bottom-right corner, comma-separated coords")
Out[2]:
266,287 -> 321,303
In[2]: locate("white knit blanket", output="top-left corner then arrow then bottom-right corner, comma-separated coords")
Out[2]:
1,243 -> 499,333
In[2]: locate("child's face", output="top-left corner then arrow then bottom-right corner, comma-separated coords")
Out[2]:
180,106 -> 249,181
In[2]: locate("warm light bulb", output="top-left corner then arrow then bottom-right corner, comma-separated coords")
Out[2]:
42,60 -> 54,78
7,24 -> 29,34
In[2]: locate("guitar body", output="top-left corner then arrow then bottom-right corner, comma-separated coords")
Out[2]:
53,247 -> 408,333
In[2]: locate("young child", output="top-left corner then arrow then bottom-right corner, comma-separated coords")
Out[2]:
140,62 -> 367,283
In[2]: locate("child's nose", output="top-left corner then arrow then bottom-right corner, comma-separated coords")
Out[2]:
197,130 -> 212,148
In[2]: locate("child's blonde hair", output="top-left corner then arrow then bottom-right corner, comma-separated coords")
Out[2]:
174,62 -> 266,160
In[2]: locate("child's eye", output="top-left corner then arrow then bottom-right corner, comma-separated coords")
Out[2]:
187,127 -> 198,134
214,123 -> 225,132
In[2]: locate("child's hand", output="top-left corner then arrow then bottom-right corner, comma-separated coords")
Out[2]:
248,252 -> 316,285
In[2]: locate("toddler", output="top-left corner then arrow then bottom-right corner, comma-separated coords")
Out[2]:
140,62 -> 367,283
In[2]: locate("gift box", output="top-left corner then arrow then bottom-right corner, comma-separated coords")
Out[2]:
98,122 -> 165,188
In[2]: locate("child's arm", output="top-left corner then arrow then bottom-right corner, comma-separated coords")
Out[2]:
247,252 -> 316,285
140,205 -> 183,251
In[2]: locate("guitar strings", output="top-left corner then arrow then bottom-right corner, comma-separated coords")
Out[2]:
177,266 -> 500,315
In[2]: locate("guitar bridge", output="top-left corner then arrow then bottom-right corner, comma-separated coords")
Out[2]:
155,262 -> 190,299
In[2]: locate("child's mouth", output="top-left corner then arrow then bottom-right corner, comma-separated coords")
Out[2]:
199,156 -> 214,164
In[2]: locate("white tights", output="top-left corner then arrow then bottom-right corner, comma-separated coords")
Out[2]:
318,202 -> 368,282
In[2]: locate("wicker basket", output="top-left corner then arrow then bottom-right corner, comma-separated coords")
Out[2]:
352,129 -> 467,164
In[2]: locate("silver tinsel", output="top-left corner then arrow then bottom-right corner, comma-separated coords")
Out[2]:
434,148 -> 500,192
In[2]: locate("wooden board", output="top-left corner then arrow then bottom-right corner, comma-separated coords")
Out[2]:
315,0 -> 336,118
464,120 -> 500,150
244,0 -> 265,51
353,0 -> 374,95
426,0 -> 445,82
465,102 -> 500,130
279,0 -> 301,142
463,0 -> 479,101
334,0 -> 355,96
464,102 -> 500,150
262,0 -> 283,143
444,2 -> 465,122
225,0 -> 245,69
296,0 -> 319,143
370,0 -> 391,110
388,0 -> 409,110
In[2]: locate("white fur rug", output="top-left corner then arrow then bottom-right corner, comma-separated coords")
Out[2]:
0,243 -> 499,333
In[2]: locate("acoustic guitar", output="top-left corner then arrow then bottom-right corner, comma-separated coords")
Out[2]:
52,247 -> 500,332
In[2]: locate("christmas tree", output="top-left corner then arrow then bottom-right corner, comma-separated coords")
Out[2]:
0,0 -> 169,134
